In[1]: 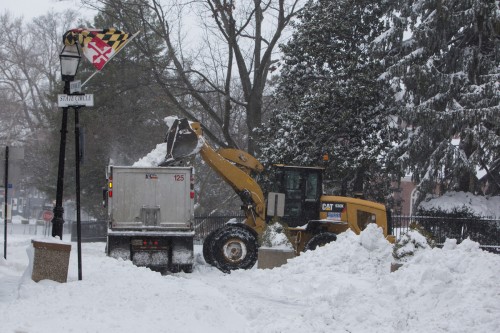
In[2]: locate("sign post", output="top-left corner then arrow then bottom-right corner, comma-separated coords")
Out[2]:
2,146 -> 24,259
57,85 -> 92,280
3,147 -> 8,260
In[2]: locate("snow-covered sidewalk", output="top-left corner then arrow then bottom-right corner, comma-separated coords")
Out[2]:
1,225 -> 499,333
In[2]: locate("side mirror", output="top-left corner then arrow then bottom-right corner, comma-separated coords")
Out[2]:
267,192 -> 285,217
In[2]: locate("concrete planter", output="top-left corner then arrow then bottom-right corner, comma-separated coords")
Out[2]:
258,247 -> 296,269
31,240 -> 72,283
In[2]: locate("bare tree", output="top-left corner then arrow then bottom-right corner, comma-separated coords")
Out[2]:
0,10 -> 79,138
86,0 -> 303,154
0,13 -> 39,134
0,10 -> 84,202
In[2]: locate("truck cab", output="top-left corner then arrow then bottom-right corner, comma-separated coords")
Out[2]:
270,165 -> 323,227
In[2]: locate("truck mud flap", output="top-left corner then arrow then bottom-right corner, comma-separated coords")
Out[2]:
107,234 -> 131,261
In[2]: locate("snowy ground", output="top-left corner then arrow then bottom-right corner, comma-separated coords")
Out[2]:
1,224 -> 499,333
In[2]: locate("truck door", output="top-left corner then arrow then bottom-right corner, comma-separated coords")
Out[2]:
283,169 -> 302,225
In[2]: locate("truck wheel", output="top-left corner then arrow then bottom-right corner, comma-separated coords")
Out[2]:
181,264 -> 193,273
305,232 -> 337,251
203,229 -> 218,266
211,225 -> 258,273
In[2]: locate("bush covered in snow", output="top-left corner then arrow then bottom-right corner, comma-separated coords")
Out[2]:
418,191 -> 500,219
259,220 -> 294,250
393,224 -> 434,263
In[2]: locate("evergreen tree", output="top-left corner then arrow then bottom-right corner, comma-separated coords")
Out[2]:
259,0 -> 397,200
380,0 -> 500,201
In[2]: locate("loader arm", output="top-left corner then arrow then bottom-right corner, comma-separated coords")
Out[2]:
166,119 -> 267,234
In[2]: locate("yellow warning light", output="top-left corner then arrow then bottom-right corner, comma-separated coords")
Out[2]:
109,182 -> 113,189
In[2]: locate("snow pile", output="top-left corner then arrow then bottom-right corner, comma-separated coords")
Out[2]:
133,116 -> 204,167
419,191 -> 500,218
132,117 -> 180,167
132,142 -> 167,167
389,238 -> 500,332
282,224 -> 393,275
164,116 -> 179,128
1,224 -> 500,333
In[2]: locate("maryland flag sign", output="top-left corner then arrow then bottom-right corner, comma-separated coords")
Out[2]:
63,28 -> 138,71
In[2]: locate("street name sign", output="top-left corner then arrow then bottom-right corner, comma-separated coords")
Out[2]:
58,94 -> 94,107
70,80 -> 82,94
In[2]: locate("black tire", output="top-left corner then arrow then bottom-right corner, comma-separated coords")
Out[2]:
305,232 -> 337,251
181,264 -> 193,273
203,229 -> 219,266
211,225 -> 258,273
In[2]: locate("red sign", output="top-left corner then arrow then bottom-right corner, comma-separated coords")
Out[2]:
42,210 -> 54,222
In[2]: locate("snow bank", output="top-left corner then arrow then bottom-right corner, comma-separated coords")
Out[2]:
389,238 -> 500,332
419,191 -> 500,218
1,224 -> 499,333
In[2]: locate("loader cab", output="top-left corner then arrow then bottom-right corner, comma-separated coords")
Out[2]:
271,165 -> 323,227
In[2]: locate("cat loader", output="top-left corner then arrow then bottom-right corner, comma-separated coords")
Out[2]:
162,118 -> 395,272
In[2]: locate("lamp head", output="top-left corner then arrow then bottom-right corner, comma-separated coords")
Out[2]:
60,44 -> 81,82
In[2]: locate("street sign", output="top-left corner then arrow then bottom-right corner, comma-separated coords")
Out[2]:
70,80 -> 82,94
42,210 -> 54,222
58,94 -> 94,107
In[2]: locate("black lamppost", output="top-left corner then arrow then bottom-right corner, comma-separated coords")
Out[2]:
52,43 -> 81,239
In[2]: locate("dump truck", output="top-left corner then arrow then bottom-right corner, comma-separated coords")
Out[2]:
104,165 -> 195,273
162,117 -> 395,273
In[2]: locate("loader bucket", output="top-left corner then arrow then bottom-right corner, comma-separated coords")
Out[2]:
163,118 -> 200,164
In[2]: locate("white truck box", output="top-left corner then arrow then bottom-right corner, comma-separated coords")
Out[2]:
105,166 -> 195,273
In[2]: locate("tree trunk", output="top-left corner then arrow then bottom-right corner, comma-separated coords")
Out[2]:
246,90 -> 263,155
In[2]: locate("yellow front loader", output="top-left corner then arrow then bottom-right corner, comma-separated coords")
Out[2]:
163,118 -> 394,272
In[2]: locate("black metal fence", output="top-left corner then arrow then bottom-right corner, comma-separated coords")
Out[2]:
69,221 -> 108,242
65,214 -> 500,252
193,213 -> 246,241
66,215 -> 247,243
392,215 -> 500,250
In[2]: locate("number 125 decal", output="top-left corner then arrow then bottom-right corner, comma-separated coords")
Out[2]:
174,174 -> 185,181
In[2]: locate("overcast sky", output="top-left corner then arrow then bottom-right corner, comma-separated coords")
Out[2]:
3,0 -> 96,21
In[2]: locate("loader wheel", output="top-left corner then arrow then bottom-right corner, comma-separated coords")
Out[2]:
203,230 -> 218,266
211,225 -> 258,273
305,232 -> 337,251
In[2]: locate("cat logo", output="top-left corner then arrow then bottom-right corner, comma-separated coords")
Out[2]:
322,203 -> 334,211
321,202 -> 345,212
